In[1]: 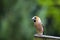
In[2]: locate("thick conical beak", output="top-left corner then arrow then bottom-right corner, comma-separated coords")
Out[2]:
32,17 -> 35,20
32,17 -> 36,22
32,18 -> 34,20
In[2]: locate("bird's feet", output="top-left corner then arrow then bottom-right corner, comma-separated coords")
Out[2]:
34,33 -> 43,37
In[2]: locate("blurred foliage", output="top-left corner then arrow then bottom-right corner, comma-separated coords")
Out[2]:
0,0 -> 60,40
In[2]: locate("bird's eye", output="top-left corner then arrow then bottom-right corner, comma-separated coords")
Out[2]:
35,17 -> 36,19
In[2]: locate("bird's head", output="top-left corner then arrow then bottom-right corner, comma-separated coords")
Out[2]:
32,16 -> 41,23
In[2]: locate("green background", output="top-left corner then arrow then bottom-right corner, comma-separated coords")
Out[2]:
0,0 -> 60,40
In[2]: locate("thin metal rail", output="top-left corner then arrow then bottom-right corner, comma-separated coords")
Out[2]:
34,34 -> 60,40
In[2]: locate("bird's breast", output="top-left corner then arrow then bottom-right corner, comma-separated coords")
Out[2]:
34,22 -> 43,32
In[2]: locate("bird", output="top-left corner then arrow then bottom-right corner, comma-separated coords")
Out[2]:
32,16 -> 43,36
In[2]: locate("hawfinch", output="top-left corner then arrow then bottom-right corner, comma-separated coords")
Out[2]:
32,16 -> 43,35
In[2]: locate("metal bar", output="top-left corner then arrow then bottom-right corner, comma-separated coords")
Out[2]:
34,34 -> 60,40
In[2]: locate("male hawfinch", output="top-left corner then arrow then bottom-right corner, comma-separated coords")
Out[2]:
32,16 -> 43,35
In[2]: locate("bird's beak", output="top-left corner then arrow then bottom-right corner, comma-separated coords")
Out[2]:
32,17 -> 34,20
32,18 -> 34,20
32,17 -> 36,22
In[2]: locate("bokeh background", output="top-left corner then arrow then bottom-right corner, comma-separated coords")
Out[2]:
0,0 -> 60,40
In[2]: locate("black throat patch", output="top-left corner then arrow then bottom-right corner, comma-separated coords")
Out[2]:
34,20 -> 36,22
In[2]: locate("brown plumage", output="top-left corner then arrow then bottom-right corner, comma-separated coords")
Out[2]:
32,16 -> 43,35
